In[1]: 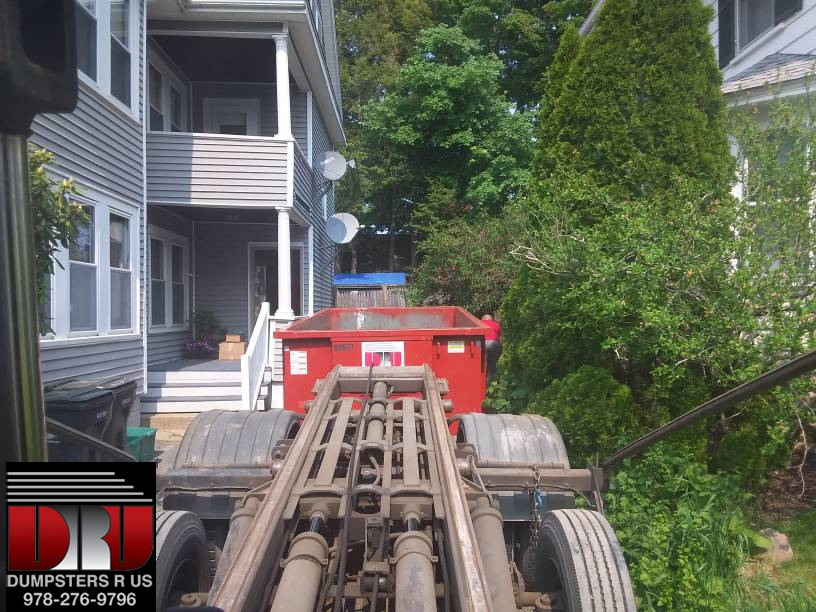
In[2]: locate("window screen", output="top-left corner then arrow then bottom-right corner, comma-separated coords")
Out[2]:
75,1 -> 97,79
69,205 -> 96,332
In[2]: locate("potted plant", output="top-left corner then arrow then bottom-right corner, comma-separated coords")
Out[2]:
185,310 -> 221,359
184,337 -> 218,359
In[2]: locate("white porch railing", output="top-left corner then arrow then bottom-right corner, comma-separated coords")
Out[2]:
241,302 -> 272,410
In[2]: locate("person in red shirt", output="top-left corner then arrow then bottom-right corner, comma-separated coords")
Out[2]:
481,314 -> 502,386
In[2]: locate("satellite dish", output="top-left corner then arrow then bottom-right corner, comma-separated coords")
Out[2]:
318,151 -> 348,181
326,213 -> 359,244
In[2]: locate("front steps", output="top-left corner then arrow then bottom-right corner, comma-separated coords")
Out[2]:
142,368 -> 271,413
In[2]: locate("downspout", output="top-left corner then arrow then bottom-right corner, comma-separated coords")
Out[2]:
141,0 -> 148,401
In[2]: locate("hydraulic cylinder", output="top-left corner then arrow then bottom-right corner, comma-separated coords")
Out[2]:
269,530 -> 329,612
471,497 -> 517,611
394,530 -> 437,612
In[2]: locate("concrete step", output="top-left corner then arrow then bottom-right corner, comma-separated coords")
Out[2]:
145,381 -> 241,398
148,370 -> 242,384
140,395 -> 243,413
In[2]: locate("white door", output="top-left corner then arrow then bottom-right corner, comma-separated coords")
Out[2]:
203,98 -> 260,136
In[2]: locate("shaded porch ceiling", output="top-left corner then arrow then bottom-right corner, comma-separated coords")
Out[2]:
153,35 -> 278,82
157,205 -> 280,224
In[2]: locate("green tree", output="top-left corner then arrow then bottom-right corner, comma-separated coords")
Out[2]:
29,148 -> 85,334
362,25 -> 533,224
533,0 -> 730,202
334,0 -> 434,269
434,0 -> 592,108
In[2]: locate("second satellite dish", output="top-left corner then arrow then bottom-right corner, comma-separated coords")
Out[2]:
318,151 -> 348,181
326,213 -> 359,244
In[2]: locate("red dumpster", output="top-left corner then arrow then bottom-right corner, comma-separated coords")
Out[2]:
276,307 -> 488,414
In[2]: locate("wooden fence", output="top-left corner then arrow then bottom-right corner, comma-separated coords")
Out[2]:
335,285 -> 407,308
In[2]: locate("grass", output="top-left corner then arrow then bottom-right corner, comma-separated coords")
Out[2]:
727,510 -> 816,611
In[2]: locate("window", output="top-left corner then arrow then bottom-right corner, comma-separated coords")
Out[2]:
70,205 -> 97,332
149,227 -> 189,330
74,0 -> 137,113
718,0 -> 803,67
170,86 -> 183,132
149,65 -> 163,131
171,245 -> 185,324
76,1 -> 97,79
42,191 -> 138,340
146,56 -> 189,132
110,213 -> 131,329
109,0 -> 130,105
150,239 -> 165,326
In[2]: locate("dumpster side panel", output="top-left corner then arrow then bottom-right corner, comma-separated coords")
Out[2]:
283,339 -> 334,413
431,336 -> 486,414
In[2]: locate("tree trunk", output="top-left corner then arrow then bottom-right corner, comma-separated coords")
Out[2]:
388,232 -> 396,272
350,242 -> 358,274
389,203 -> 397,271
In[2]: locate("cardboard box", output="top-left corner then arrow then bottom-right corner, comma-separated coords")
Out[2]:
219,341 -> 247,360
225,333 -> 242,343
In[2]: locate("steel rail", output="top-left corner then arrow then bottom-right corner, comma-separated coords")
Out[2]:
423,365 -> 494,612
603,348 -> 816,470
210,366 -> 341,612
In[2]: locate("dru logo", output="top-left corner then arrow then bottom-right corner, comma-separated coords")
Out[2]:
6,469 -> 154,571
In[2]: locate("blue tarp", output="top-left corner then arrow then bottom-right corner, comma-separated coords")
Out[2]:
334,273 -> 407,286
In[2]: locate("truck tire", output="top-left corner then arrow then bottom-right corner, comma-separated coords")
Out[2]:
173,409 -> 300,470
156,510 -> 210,611
458,412 -> 574,585
535,509 -> 636,612
457,413 -> 570,468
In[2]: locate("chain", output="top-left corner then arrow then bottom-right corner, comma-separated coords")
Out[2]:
529,465 -> 543,550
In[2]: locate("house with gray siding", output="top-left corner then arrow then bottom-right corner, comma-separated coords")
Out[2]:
34,0 -> 344,418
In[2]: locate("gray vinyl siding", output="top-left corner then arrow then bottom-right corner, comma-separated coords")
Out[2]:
33,0 -> 146,392
292,91 -> 308,151
147,331 -> 190,364
190,82 -> 309,151
146,132 -> 288,207
293,144 -> 313,212
147,207 -> 193,364
320,0 -> 342,106
194,223 -> 310,334
310,102 -> 335,310
41,338 -> 145,386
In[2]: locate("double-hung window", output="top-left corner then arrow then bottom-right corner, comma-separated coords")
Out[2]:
43,190 -> 139,341
76,1 -> 97,79
110,213 -> 131,329
69,205 -> 97,332
149,227 -> 189,330
147,54 -> 189,132
719,0 -> 803,67
74,0 -> 138,114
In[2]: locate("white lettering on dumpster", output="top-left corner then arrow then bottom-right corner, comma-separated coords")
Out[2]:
290,350 -> 308,375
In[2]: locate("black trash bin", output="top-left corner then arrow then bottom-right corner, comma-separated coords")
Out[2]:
44,384 -> 113,462
94,377 -> 137,451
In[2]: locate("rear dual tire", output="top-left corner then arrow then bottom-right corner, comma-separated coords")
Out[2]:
156,510 -> 210,611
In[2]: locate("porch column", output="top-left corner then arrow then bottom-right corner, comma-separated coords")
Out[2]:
275,207 -> 294,319
273,33 -> 292,139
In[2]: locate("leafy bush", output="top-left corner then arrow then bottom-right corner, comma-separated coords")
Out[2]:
527,365 -> 640,464
605,447 -> 753,610
409,215 -> 518,315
